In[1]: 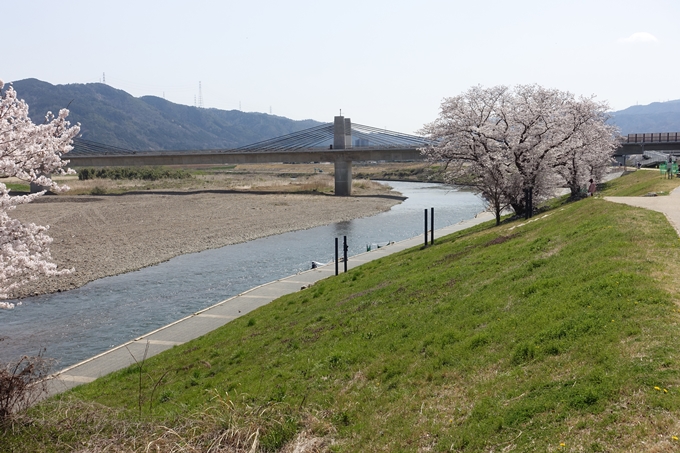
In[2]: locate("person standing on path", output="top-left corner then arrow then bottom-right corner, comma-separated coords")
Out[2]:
588,179 -> 597,197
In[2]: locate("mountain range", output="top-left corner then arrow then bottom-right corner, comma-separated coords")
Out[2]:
608,100 -> 680,136
7,79 -> 321,151
6,78 -> 680,148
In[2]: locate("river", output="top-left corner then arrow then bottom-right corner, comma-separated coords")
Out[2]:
0,181 -> 484,368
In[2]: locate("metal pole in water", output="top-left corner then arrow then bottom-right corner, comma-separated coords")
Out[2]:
343,236 -> 348,273
430,207 -> 434,245
335,237 -> 339,276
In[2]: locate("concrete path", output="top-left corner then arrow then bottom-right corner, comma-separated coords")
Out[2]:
604,186 -> 680,236
46,211 -> 496,396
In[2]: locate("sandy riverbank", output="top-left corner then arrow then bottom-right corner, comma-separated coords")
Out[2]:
11,189 -> 403,299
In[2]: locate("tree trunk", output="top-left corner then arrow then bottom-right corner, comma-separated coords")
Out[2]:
510,202 -> 524,216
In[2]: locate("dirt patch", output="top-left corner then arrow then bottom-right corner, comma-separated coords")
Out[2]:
484,234 -> 519,247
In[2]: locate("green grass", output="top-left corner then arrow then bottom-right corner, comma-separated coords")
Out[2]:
5,174 -> 680,451
190,165 -> 237,173
77,167 -> 193,181
600,169 -> 680,196
4,182 -> 30,192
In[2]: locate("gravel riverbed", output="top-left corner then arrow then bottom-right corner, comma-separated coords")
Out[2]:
11,190 -> 402,299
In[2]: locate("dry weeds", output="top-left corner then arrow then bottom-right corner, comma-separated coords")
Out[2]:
0,354 -> 53,423
9,392 -> 335,453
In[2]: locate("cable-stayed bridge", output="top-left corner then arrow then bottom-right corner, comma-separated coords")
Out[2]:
67,116 -> 430,196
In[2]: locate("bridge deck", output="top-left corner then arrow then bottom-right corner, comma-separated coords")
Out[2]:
66,147 -> 425,167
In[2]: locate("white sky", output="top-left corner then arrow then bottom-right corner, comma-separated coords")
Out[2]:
4,0 -> 679,134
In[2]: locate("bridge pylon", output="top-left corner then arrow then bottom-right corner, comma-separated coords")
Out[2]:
333,116 -> 353,196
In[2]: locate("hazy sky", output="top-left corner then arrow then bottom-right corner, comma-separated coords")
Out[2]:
5,0 -> 679,134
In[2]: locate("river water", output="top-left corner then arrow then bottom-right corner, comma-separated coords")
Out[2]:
0,182 -> 484,368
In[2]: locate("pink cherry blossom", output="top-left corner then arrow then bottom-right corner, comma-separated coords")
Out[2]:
420,84 -> 619,224
0,79 -> 79,305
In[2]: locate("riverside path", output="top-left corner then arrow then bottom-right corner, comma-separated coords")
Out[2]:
604,183 -> 680,235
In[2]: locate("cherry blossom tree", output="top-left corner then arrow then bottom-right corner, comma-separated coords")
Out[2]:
420,84 -> 618,223
419,85 -> 516,224
0,80 -> 79,308
552,97 -> 618,197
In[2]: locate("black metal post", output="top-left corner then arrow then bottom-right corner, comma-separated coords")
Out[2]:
335,237 -> 339,276
343,235 -> 348,273
424,209 -> 428,247
430,207 -> 434,245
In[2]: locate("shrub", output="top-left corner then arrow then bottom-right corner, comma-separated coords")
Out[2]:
0,354 -> 53,424
78,167 -> 193,181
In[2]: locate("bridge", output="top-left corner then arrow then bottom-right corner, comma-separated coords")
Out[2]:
67,116 -> 680,195
617,133 -> 680,155
67,116 -> 429,196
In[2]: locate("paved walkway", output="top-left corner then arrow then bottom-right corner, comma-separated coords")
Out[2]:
604,186 -> 680,236
46,211 -> 496,396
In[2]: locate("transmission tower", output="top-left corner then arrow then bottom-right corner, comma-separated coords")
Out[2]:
198,81 -> 203,108
102,72 -> 106,84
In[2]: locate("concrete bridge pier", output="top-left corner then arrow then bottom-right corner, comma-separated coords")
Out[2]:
30,173 -> 52,193
334,159 -> 352,196
333,115 -> 353,196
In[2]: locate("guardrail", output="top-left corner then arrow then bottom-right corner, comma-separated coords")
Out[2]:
626,133 -> 680,143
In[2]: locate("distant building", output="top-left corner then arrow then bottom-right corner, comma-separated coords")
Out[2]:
355,138 -> 369,147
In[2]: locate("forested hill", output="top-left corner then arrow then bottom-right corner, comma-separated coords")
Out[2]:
7,78 -> 322,151
10,78 -> 680,145
610,99 -> 680,135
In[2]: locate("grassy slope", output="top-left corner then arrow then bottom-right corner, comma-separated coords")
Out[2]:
6,175 -> 680,452
602,169 -> 680,196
